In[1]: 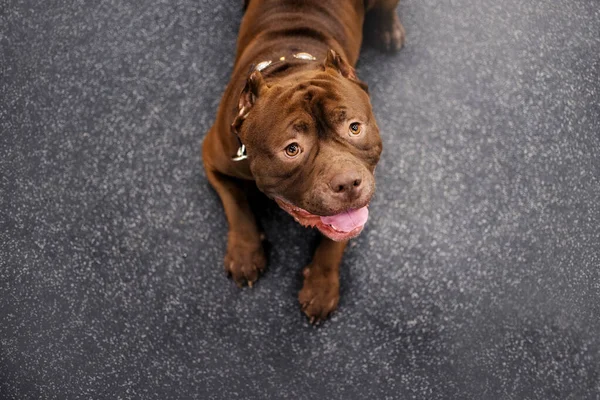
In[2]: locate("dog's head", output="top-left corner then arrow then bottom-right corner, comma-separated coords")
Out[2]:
232,50 -> 382,241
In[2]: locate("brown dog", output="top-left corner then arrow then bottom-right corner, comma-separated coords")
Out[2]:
202,0 -> 404,323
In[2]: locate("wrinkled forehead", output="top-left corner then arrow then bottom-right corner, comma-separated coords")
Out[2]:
263,72 -> 370,124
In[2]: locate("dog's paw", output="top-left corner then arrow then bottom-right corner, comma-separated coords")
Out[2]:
224,232 -> 266,287
298,265 -> 340,324
373,13 -> 405,53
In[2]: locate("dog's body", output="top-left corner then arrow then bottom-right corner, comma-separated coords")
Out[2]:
202,0 -> 404,322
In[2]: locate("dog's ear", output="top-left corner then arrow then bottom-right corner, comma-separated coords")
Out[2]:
231,70 -> 268,136
324,49 -> 369,93
238,69 -> 267,113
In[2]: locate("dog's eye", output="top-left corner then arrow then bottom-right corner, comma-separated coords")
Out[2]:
285,143 -> 301,158
349,122 -> 362,136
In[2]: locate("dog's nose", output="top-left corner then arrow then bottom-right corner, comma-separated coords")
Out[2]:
329,171 -> 362,198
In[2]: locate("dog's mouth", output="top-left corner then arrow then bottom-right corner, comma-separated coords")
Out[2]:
274,198 -> 369,241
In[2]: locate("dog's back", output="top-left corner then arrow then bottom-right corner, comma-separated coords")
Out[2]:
236,0 -> 367,69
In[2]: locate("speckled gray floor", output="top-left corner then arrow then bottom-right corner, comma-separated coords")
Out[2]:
1,0 -> 599,399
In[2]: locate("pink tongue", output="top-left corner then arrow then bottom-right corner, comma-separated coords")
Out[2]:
320,206 -> 369,233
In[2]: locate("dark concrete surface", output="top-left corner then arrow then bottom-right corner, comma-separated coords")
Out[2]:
1,0 -> 600,398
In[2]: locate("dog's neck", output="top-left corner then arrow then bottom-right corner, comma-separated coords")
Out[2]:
254,52 -> 317,73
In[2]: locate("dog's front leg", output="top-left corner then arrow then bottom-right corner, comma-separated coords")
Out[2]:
205,166 -> 266,287
299,237 -> 348,323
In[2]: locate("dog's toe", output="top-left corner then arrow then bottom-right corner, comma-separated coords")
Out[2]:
383,14 -> 405,52
224,234 -> 266,287
298,266 -> 340,323
367,12 -> 405,53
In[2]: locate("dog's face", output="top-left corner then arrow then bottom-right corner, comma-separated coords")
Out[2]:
234,51 -> 382,241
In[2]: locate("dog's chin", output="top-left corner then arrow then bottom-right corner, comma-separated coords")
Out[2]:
274,197 -> 369,242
